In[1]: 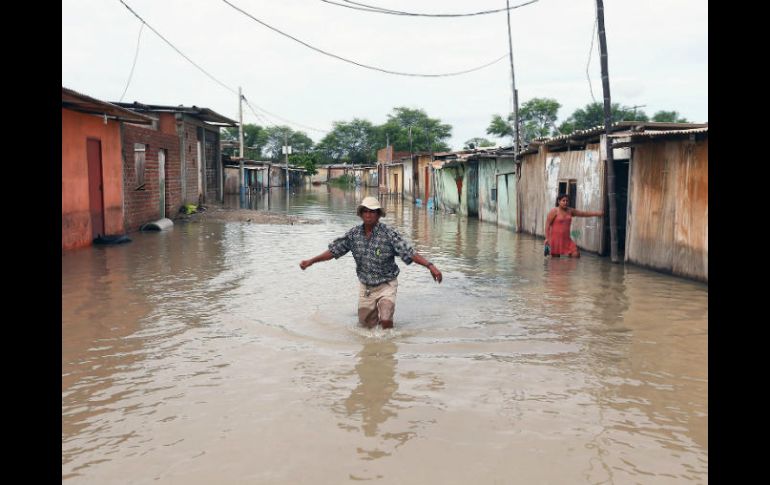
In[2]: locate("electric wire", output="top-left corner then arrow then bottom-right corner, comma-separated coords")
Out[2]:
119,22 -> 144,102
117,1 -> 326,135
118,0 -> 238,95
586,16 -> 598,103
221,0 -> 508,77
320,0 -> 539,18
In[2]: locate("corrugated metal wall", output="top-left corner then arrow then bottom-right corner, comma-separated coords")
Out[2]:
626,138 -> 708,281
518,148 -> 548,236
518,145 -> 604,252
553,145 -> 604,253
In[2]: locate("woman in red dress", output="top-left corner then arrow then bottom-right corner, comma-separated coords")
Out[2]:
545,194 -> 604,258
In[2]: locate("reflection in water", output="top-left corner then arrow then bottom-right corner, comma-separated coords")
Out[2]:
344,341 -> 398,439
63,185 -> 707,483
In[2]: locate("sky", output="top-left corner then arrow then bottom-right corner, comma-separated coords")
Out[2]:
62,0 -> 708,151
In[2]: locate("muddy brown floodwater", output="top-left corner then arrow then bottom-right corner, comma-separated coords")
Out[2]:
63,185 -> 707,484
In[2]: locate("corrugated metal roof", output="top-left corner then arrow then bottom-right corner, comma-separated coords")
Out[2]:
609,127 -> 708,138
531,121 -> 707,145
62,87 -> 154,124
112,101 -> 237,126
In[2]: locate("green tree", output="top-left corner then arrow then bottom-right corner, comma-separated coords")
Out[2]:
651,110 -> 689,123
263,125 -> 314,161
316,119 -> 377,164
464,137 -> 496,149
558,102 -> 649,135
289,151 -> 320,176
373,107 -> 452,153
486,114 -> 514,141
222,124 -> 268,159
487,97 -> 562,144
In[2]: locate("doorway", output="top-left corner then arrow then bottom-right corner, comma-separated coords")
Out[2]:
603,158 -> 630,256
159,149 -> 167,219
86,138 -> 105,239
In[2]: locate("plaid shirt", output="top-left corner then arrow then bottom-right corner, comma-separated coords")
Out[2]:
328,222 -> 416,286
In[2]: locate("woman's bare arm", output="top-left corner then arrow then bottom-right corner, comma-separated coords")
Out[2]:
571,209 -> 603,217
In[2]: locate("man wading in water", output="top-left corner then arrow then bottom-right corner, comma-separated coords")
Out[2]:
299,196 -> 443,329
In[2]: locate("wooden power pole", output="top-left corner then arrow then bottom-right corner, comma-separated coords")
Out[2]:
596,0 -> 620,263
506,0 -> 520,157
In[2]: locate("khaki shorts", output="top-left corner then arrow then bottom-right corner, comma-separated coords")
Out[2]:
358,279 -> 398,327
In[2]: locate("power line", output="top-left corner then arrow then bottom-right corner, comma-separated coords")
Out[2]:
586,16 -> 598,103
320,0 -> 539,18
117,0 -> 237,95
243,96 -> 328,134
117,1 -> 328,135
119,22 -> 144,102
221,0 -> 508,77
243,99 -> 272,126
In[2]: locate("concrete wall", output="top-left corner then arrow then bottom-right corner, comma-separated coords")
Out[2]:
328,168 -> 346,180
62,108 -> 125,250
434,165 -> 465,214
496,171 -> 518,231
402,158 -> 414,200
415,156 -> 432,202
474,157 -> 517,227
387,165 -> 404,195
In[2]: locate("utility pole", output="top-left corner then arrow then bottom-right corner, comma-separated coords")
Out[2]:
408,125 -> 413,158
506,0 -> 520,157
284,131 -> 290,191
596,0 -> 620,263
238,87 -> 245,201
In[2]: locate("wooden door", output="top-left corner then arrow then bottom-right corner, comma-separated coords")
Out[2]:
86,138 -> 105,239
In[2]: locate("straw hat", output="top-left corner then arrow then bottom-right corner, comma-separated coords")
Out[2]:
356,196 -> 385,217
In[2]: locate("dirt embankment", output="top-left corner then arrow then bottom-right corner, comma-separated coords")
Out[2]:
177,204 -> 320,225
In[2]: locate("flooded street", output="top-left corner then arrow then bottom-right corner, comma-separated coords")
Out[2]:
62,185 -> 707,484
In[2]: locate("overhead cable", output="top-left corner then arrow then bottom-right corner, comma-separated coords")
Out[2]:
221,0 -> 507,77
243,96 -> 328,134
586,16 -> 598,103
119,23 -> 145,102
117,1 -> 325,132
320,0 -> 539,18
118,0 -> 238,95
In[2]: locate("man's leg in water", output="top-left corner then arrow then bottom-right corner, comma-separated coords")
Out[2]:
377,279 -> 398,329
358,284 -> 379,328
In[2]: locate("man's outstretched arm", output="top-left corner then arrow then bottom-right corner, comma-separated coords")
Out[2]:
411,253 -> 443,283
299,250 -> 334,270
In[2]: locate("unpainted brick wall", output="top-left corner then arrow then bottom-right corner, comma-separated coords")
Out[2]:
122,124 -> 181,232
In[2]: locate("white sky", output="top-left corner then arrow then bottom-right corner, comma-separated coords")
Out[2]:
62,0 -> 707,150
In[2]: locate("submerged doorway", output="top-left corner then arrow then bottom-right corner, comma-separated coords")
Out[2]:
86,138 -> 105,239
604,158 -> 630,257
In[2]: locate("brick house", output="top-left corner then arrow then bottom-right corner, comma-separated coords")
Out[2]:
113,102 -> 237,225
